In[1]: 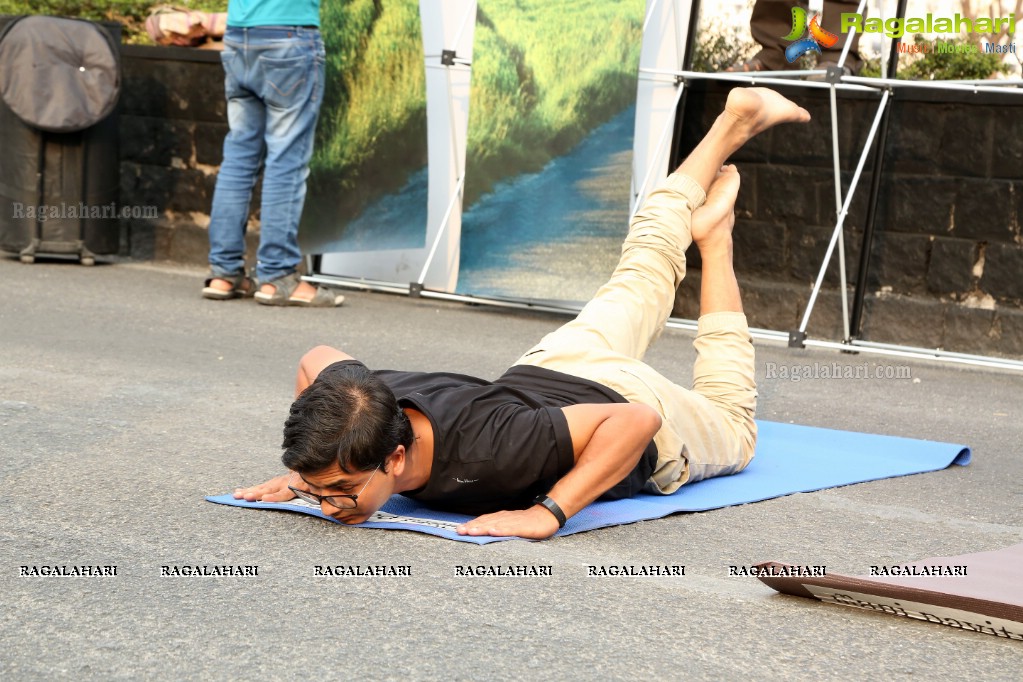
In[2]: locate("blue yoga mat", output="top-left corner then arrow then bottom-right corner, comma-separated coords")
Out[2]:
206,420 -> 971,544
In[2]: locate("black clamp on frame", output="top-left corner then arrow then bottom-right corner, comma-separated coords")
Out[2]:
788,330 -> 807,349
441,49 -> 456,66
823,64 -> 845,85
409,282 -> 424,298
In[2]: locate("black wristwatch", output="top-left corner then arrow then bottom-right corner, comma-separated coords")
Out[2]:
533,494 -> 567,528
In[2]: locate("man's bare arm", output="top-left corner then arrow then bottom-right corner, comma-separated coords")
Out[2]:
456,402 -> 662,539
295,345 -> 356,396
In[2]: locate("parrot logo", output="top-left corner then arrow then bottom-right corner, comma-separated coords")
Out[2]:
783,7 -> 839,62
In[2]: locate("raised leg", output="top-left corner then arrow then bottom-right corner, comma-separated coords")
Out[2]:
513,88 -> 809,367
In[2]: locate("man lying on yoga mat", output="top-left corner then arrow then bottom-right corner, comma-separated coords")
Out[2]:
234,87 -> 811,539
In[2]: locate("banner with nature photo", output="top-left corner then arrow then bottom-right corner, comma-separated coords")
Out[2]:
304,0 -> 645,303
456,0 -> 644,302
300,0 -> 429,257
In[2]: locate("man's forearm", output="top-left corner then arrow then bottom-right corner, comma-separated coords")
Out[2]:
456,402 -> 662,539
543,404 -> 661,520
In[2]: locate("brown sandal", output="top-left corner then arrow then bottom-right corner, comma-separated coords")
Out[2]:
254,272 -> 345,308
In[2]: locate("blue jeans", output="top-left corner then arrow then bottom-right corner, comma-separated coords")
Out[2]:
208,26 -> 325,284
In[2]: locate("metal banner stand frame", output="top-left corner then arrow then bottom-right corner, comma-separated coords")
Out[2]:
309,0 -> 1023,372
640,0 -> 1023,372
410,0 -> 476,295
313,0 -> 476,293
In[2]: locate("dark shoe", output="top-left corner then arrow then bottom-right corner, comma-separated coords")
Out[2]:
725,52 -> 800,73
202,273 -> 256,300
725,56 -> 768,73
254,272 -> 345,307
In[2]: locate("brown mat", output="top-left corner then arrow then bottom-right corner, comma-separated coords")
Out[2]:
755,544 -> 1023,641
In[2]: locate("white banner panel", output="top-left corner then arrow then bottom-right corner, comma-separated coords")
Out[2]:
318,0 -> 476,291
631,0 -> 693,213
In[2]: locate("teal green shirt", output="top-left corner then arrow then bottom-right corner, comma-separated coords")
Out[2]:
227,0 -> 321,28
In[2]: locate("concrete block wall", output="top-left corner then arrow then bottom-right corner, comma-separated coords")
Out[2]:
118,45 -> 259,265
673,81 -> 1023,358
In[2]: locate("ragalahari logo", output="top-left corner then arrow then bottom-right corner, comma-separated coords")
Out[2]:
783,7 -> 839,62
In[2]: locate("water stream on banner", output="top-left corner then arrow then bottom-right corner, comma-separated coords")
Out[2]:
459,106 -> 634,303
317,106 -> 635,304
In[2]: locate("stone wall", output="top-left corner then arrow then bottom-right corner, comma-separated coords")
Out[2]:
671,80 -> 1023,358
119,45 -> 260,264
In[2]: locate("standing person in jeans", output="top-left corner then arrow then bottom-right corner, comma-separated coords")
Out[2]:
203,0 -> 344,307
726,0 -> 864,76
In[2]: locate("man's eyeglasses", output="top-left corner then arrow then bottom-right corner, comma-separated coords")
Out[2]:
289,465 -> 380,510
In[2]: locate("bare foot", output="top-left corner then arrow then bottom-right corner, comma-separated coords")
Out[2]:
691,165 -> 740,252
674,88 -> 810,192
202,275 -> 254,300
721,87 -> 811,141
208,278 -> 234,293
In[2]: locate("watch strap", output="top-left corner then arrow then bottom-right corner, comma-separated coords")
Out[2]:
534,494 -> 567,528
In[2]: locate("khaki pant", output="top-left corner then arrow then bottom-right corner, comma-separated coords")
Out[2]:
512,174 -> 757,493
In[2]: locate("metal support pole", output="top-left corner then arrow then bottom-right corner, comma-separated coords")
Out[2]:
849,0 -> 908,339
794,89 -> 890,344
828,83 -> 851,344
416,173 -> 466,286
825,0 -> 868,339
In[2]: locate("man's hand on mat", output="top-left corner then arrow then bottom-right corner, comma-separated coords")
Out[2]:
233,472 -> 299,503
456,506 -> 561,540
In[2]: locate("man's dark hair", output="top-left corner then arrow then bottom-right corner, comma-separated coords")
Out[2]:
281,362 -> 413,475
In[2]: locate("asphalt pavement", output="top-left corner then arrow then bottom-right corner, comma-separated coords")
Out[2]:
1,255 -> 1021,681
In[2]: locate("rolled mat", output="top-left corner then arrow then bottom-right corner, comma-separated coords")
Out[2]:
754,544 -> 1023,641
206,420 -> 971,544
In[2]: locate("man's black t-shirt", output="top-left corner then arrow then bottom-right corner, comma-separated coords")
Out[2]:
322,361 -> 657,515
